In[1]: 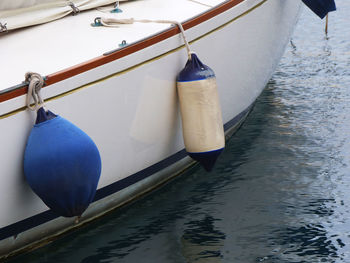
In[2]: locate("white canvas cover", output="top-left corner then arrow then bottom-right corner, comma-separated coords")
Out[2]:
0,0 -> 60,11
0,0 -> 119,31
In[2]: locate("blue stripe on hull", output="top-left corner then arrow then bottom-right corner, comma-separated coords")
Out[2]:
0,104 -> 252,241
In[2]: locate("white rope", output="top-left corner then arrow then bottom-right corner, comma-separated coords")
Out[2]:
97,17 -> 193,60
25,72 -> 45,111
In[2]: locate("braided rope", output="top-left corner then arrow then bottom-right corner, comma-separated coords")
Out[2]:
97,17 -> 193,60
25,72 -> 45,111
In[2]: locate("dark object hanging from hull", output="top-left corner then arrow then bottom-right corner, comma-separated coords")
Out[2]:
302,0 -> 336,19
24,107 -> 101,217
177,53 -> 225,171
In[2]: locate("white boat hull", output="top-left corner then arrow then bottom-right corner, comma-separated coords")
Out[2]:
0,0 -> 301,258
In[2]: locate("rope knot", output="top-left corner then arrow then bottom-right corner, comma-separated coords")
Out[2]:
25,72 -> 45,111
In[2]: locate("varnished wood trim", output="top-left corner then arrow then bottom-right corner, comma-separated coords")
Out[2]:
0,86 -> 27,103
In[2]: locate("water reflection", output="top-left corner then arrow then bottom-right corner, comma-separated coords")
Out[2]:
181,216 -> 225,262
278,224 -> 338,257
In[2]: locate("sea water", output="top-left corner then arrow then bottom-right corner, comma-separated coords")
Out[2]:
7,1 -> 350,262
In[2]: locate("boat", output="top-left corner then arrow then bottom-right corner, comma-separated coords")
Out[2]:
0,0 -> 334,259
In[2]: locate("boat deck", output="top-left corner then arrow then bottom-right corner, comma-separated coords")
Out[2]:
0,0 -> 222,91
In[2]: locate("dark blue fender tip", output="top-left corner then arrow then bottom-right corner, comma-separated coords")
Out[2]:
188,148 -> 224,172
35,107 -> 57,124
301,0 -> 336,19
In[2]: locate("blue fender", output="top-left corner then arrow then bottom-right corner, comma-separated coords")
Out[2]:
24,108 -> 101,217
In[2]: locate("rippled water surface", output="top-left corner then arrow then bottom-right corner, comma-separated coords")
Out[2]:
7,1 -> 350,262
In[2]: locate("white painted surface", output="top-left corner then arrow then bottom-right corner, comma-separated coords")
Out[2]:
0,0 -> 301,257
